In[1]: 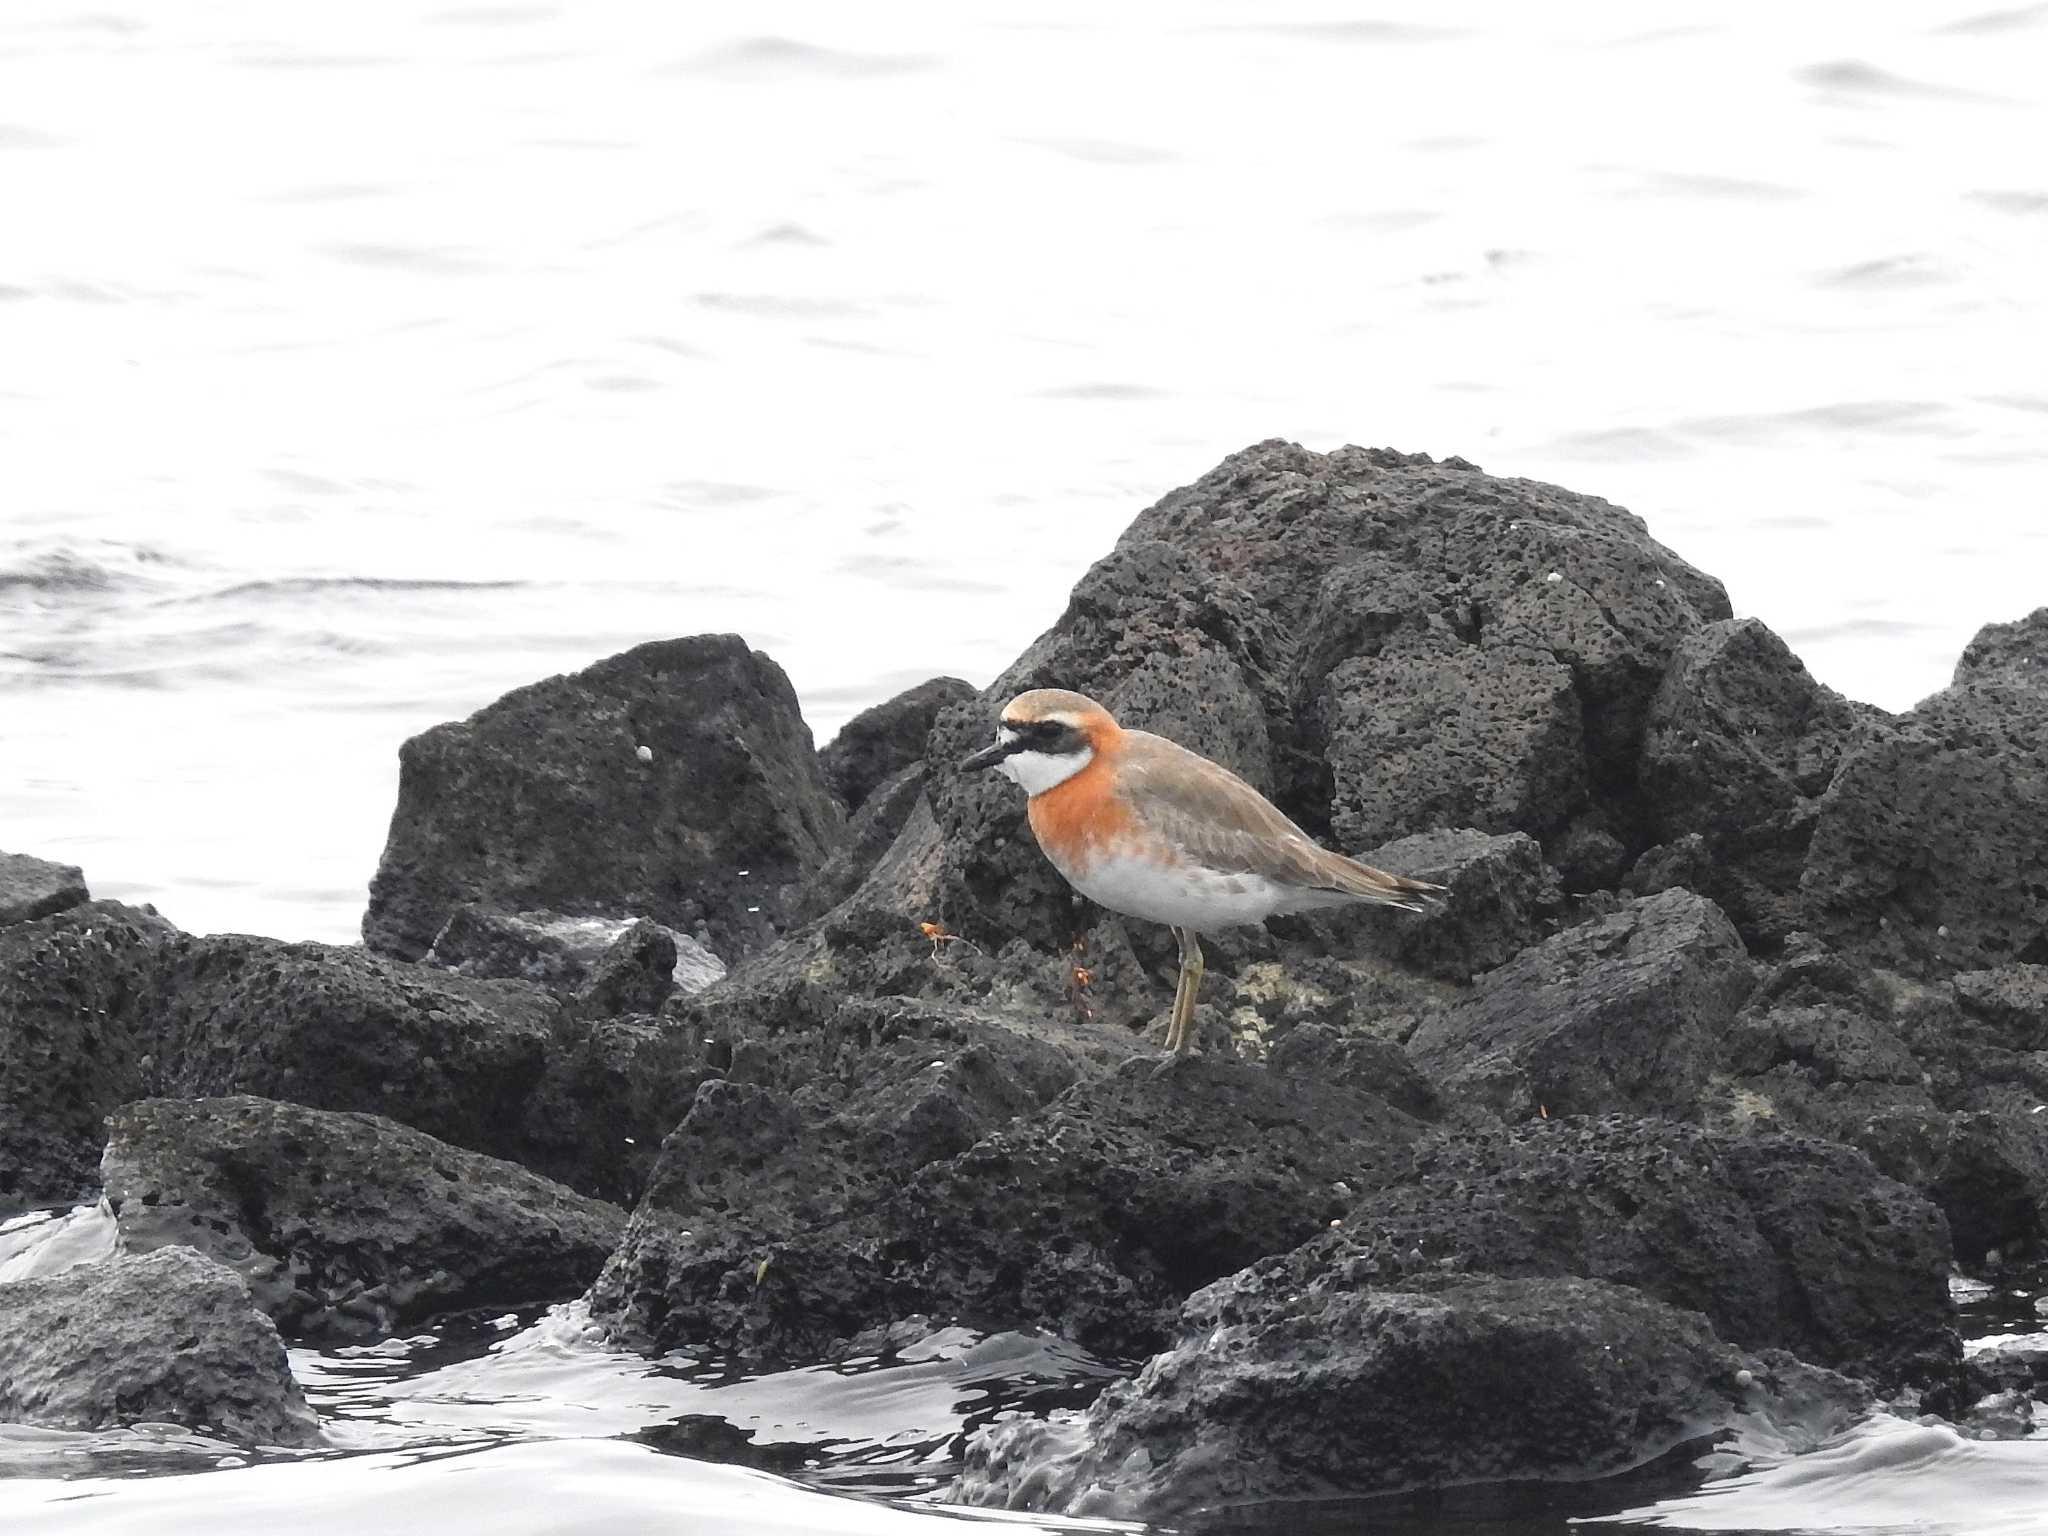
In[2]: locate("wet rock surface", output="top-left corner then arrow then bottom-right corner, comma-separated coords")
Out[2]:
957,1271 -> 1865,1520
102,1096 -> 626,1339
0,850 -> 90,926
362,634 -> 845,963
0,1246 -> 319,1446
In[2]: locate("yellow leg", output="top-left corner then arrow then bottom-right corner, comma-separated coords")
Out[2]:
1164,941 -> 1192,1052
1168,927 -> 1204,1054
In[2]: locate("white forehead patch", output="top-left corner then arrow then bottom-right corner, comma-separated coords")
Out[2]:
998,725 -> 1020,746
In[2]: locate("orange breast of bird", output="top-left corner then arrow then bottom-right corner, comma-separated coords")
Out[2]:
1026,747 -> 1150,880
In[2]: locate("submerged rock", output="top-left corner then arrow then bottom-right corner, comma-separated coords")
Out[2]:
363,634 -> 845,963
102,1096 -> 626,1339
955,1271 -> 1862,1520
0,850 -> 90,927
0,1246 -> 318,1446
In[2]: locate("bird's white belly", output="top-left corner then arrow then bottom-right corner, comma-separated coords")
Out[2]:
1063,849 -> 1298,933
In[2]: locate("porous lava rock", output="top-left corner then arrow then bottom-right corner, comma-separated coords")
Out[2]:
363,634 -> 845,963
0,1246 -> 319,1446
1323,1115 -> 1953,1381
1711,947 -> 2048,1266
1405,887 -> 1755,1118
955,1271 -> 1863,1520
589,1043 -> 1421,1365
424,905 -> 726,999
0,850 -> 90,926
918,441 -> 1729,977
1638,619 -> 1874,950
1347,826 -> 1560,982
1801,610 -> 2048,974
817,675 -> 976,812
102,1096 -> 626,1339
0,900 -> 181,1213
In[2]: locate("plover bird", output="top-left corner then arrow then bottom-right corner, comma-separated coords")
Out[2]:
962,688 -> 1443,1053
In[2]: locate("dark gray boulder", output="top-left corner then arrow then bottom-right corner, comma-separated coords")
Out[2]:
1406,888 -> 1755,1118
1347,826 -> 1559,982
0,1247 -> 319,1446
138,933 -> 561,1167
1638,619 -> 1873,950
817,675 -> 976,811
363,634 -> 845,962
1322,640 -> 1585,853
955,1270 -> 1864,1520
1707,946 -> 2048,1267
1801,613 -> 2048,973
590,1043 -> 1421,1365
920,441 -> 1728,976
0,901 -> 180,1213
0,850 -> 89,926
790,763 -> 931,925
1305,1115 -> 1953,1381
1954,605 -> 2048,688
102,1096 -> 626,1339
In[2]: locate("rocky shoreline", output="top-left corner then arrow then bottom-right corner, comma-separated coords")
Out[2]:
2,440 -> 2043,1517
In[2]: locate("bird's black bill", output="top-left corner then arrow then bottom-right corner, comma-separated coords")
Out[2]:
961,739 -> 1013,771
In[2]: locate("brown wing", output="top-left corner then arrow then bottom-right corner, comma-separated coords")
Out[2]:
1116,732 -> 1444,912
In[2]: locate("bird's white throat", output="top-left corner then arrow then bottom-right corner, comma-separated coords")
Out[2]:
1001,745 -> 1094,795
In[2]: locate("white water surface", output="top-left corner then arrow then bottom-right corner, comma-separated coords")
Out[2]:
3,1 -> 2046,943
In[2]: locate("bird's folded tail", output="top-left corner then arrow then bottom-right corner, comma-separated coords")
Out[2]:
1315,852 -> 1448,913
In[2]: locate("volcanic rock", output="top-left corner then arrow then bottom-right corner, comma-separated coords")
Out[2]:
1638,618 -> 1872,950
0,850 -> 89,927
590,1043 -> 1421,1364
0,1246 -> 318,1446
955,1271 -> 1863,1520
0,900 -> 181,1213
919,441 -> 1729,973
362,634 -> 845,963
1801,612 -> 2048,973
1405,887 -> 1755,1118
818,675 -> 976,811
1346,826 -> 1559,982
1307,1116 -> 1953,1379
102,1096 -> 626,1339
424,905 -> 726,998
